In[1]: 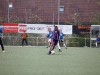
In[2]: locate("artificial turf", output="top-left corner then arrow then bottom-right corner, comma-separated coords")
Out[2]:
0,46 -> 100,75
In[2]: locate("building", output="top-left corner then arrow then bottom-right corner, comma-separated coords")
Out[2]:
0,0 -> 100,25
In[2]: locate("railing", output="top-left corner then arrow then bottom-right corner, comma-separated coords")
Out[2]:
2,36 -> 92,47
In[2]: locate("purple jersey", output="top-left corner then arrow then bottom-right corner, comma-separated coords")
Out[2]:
52,30 -> 60,40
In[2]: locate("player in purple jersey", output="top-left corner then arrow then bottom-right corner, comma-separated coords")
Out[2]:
48,26 -> 60,55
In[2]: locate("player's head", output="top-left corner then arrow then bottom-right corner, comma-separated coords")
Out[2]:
54,26 -> 58,31
48,27 -> 51,32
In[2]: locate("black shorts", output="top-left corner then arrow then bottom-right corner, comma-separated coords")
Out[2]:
53,39 -> 58,46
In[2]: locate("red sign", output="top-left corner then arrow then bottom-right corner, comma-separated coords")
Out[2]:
19,24 -> 27,33
78,26 -> 91,30
2,23 -> 18,33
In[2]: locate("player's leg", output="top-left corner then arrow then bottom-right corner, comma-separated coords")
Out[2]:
22,38 -> 24,46
95,42 -> 98,47
48,43 -> 53,54
61,39 -> 67,49
46,39 -> 50,48
63,41 -> 67,49
48,38 -> 51,47
50,42 -> 55,50
0,38 -> 5,52
97,42 -> 100,47
53,40 -> 58,50
47,38 -> 52,50
48,40 -> 58,54
57,41 -> 62,52
25,39 -> 28,46
48,39 -> 54,54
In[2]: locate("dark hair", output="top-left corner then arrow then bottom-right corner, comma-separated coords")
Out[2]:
54,26 -> 58,30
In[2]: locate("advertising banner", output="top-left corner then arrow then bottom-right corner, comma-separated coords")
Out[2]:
73,25 -> 91,34
18,24 -> 47,33
18,24 -> 72,34
2,23 -> 18,33
46,25 -> 72,34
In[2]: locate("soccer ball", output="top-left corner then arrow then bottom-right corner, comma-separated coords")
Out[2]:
51,50 -> 55,55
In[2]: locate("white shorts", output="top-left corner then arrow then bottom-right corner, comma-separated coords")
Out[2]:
48,38 -> 51,42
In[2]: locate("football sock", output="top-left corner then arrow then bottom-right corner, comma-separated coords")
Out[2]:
57,42 -> 61,49
96,42 -> 97,47
63,43 -> 67,48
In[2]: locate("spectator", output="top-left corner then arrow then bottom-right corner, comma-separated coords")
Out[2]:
21,31 -> 28,47
96,35 -> 100,47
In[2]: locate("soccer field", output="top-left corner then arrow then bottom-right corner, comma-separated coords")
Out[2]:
0,46 -> 100,75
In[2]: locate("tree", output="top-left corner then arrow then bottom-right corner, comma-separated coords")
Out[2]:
97,0 -> 100,5
65,13 -> 82,25
0,16 -> 2,23
91,12 -> 100,24
29,13 -> 43,24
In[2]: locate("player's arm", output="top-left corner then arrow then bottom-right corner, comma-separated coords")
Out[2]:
1,30 -> 3,38
21,34 -> 23,38
1,33 -> 3,38
46,33 -> 49,38
63,33 -> 64,37
26,33 -> 28,37
49,32 -> 53,38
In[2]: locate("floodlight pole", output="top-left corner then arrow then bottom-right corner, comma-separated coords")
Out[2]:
53,13 -> 54,25
26,12 -> 28,24
8,0 -> 10,23
90,26 -> 92,48
58,0 -> 60,25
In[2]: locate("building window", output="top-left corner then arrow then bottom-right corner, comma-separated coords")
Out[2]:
59,6 -> 64,12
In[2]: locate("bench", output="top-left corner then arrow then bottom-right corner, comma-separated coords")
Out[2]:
91,38 -> 100,47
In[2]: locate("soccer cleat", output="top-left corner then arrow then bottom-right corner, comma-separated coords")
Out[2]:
2,51 -> 5,52
59,49 -> 62,52
46,46 -> 48,48
47,50 -> 51,55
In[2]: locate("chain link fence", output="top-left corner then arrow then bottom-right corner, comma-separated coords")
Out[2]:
2,35 -> 91,47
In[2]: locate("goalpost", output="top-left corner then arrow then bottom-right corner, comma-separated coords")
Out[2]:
90,25 -> 100,47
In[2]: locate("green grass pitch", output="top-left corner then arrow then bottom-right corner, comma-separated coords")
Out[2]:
0,46 -> 100,75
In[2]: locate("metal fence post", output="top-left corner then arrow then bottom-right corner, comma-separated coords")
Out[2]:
84,38 -> 88,48
37,37 -> 38,46
85,38 -> 86,46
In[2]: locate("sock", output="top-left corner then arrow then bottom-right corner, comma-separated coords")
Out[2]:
57,42 -> 61,49
63,43 -> 67,48
96,42 -> 97,47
